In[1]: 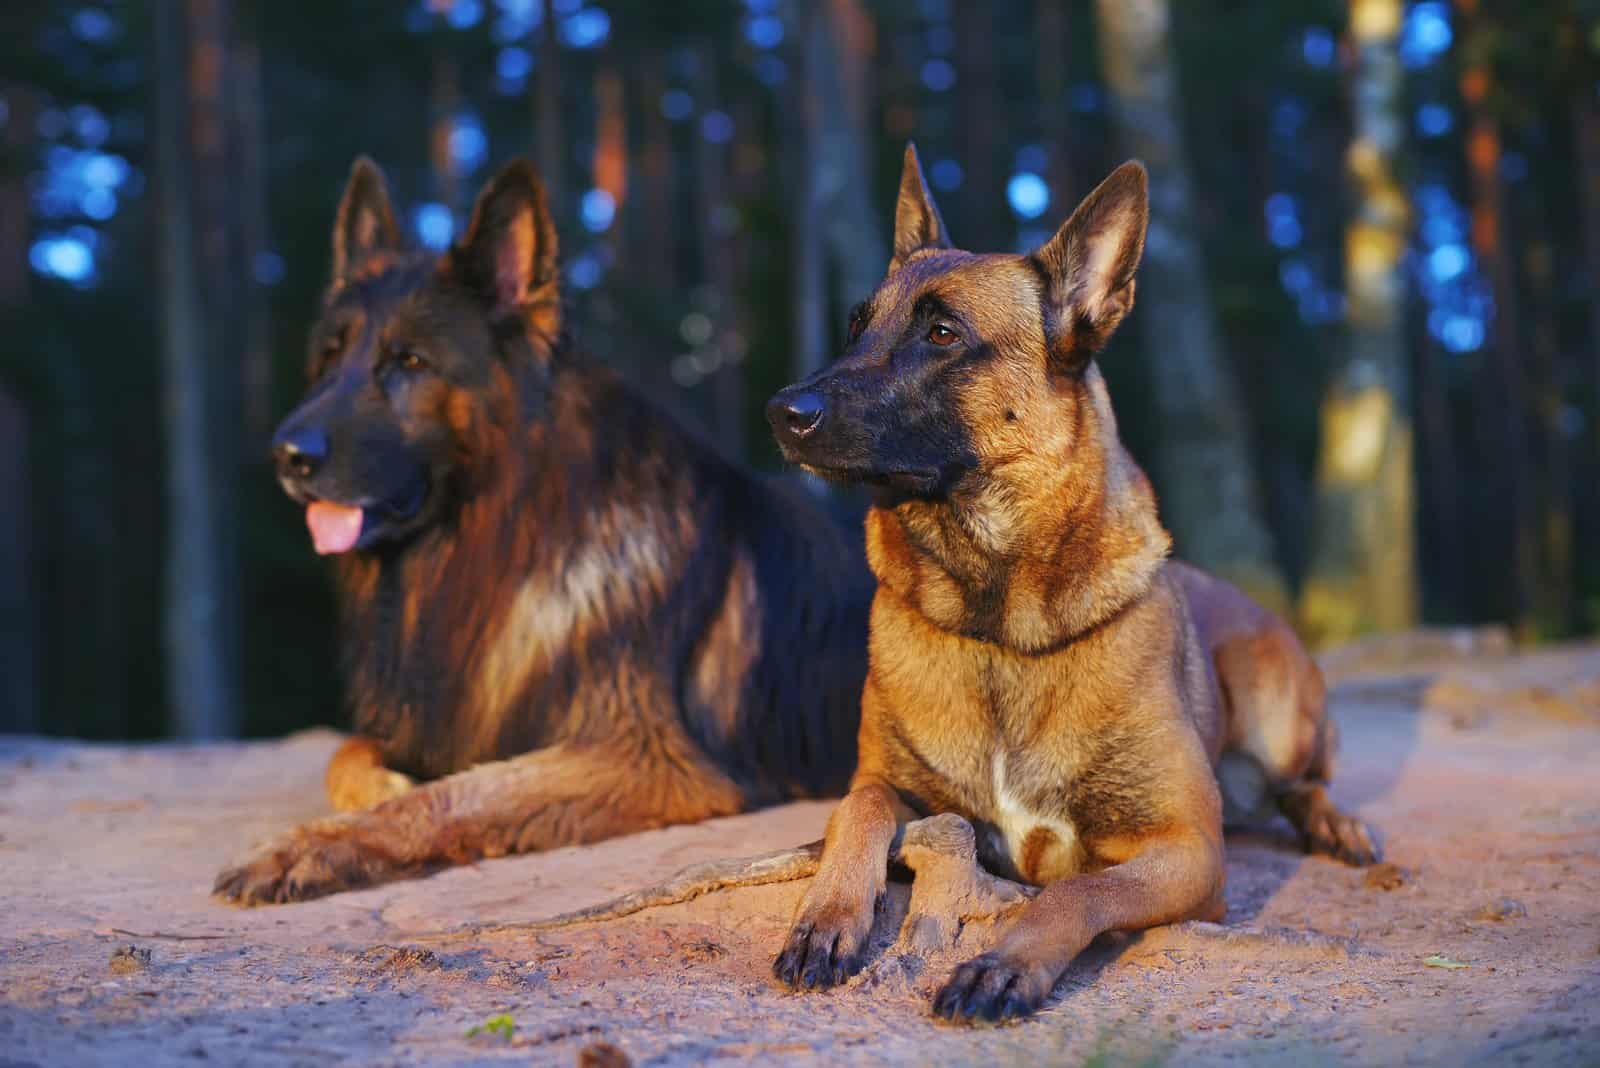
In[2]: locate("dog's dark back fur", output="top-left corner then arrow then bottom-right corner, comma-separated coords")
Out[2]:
289,159 -> 871,802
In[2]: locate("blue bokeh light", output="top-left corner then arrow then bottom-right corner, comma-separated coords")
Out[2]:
447,0 -> 483,29
580,188 -> 616,233
567,251 -> 603,289
930,159 -> 963,192
1264,193 -> 1302,249
921,59 -> 956,93
71,8 -> 116,43
1401,2 -> 1452,68
71,105 -> 109,147
414,203 -> 454,250
30,234 -> 96,286
660,89 -> 693,122
561,8 -> 610,49
497,46 -> 532,82
744,14 -> 783,49
1006,172 -> 1050,220
1302,27 -> 1335,68
1416,102 -> 1453,137
80,187 -> 116,220
1428,243 -> 1469,282
1278,258 -> 1313,295
449,116 -> 488,172
701,110 -> 735,145
253,251 -> 286,286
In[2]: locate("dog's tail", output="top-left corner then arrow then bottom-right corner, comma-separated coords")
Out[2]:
461,840 -> 824,936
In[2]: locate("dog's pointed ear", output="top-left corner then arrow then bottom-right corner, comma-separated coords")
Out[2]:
1033,161 -> 1148,370
889,142 -> 951,273
453,159 -> 560,317
331,156 -> 401,284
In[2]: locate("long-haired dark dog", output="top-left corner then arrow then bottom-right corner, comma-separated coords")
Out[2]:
213,158 -> 872,905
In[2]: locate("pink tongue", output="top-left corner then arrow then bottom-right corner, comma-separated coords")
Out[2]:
306,501 -> 364,555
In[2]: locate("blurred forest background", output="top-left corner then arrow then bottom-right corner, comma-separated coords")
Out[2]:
2,0 -> 1599,740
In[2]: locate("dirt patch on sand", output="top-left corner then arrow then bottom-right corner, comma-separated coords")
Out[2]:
2,642 -> 1598,1066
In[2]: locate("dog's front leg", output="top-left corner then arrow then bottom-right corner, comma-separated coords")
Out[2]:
214,743 -> 743,906
773,777 -> 912,989
931,827 -> 1224,1023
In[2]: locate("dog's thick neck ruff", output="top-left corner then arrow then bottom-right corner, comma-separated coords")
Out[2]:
864,364 -> 1171,654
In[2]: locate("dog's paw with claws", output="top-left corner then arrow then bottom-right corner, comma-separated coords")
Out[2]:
213,824 -> 381,906
772,896 -> 880,991
1303,807 -> 1380,867
931,952 -> 1053,1025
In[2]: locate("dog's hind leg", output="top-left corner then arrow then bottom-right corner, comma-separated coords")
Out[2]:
325,736 -> 415,812
1214,629 -> 1379,866
214,740 -> 745,906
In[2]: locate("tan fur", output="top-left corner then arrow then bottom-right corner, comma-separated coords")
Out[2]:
325,736 -> 414,813
773,150 -> 1377,1022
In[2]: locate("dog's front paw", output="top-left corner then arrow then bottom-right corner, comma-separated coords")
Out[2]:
1303,806 -> 1380,867
773,897 -> 879,991
213,826 -> 381,906
931,952 -> 1052,1024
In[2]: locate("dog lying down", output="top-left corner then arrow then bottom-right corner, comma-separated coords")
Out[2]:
476,147 -> 1378,1026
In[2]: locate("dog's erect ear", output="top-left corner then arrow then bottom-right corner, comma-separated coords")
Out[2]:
453,159 -> 560,316
889,142 -> 952,273
331,157 -> 401,284
331,156 -> 400,282
1034,160 -> 1148,369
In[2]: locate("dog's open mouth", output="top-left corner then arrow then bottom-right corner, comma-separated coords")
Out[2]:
305,479 -> 428,555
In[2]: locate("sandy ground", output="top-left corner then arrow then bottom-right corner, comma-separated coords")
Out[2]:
2,638 -> 1599,1067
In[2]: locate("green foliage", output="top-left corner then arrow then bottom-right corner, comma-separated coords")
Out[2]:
464,1013 -> 516,1041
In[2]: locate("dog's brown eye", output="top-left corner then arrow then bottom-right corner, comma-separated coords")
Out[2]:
847,305 -> 867,342
394,349 -> 430,373
927,324 -> 959,347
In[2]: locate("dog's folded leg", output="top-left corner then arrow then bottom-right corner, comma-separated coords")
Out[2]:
213,743 -> 742,906
931,828 -> 1223,1024
325,736 -> 415,813
892,814 -> 1036,953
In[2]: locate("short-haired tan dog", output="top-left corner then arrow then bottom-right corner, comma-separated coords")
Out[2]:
757,145 -> 1378,1023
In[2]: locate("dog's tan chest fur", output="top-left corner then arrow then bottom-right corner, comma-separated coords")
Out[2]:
864,578 -> 1212,885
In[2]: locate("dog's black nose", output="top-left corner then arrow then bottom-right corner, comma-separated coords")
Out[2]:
767,390 -> 826,442
272,426 -> 329,480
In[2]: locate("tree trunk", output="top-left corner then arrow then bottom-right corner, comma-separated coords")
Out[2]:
0,82 -> 37,731
1092,0 -> 1288,612
789,1 -> 832,380
813,0 -> 887,318
154,0 -> 240,738
232,12 -> 273,447
1298,0 -> 1418,642
1572,76 -> 1600,468
1524,234 -> 1572,636
536,0 -> 565,218
956,1 -> 1004,248
1412,305 -> 1464,622
429,48 -> 462,217
1456,0 -> 1535,636
1034,0 -> 1074,207
688,43 -> 743,457
0,386 -> 33,731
